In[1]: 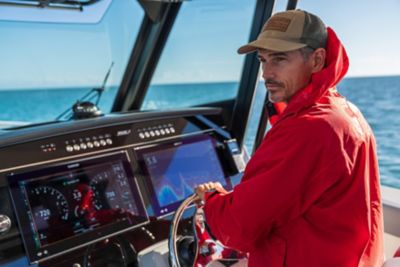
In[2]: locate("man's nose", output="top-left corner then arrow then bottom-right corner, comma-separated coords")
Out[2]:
262,64 -> 275,80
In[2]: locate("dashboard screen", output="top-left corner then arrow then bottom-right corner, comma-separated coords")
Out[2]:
136,134 -> 229,217
7,151 -> 148,264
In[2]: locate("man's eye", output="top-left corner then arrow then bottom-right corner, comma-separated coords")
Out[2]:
258,57 -> 266,63
274,57 -> 285,62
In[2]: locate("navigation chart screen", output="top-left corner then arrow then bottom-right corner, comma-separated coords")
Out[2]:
137,135 -> 228,217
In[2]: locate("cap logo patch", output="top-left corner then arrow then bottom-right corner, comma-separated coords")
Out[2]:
263,17 -> 291,32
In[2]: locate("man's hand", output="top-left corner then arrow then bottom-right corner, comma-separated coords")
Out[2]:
195,182 -> 228,202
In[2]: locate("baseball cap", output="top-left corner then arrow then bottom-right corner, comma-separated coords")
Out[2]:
238,9 -> 327,54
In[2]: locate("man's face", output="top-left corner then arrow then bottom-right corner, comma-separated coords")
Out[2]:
258,49 -> 315,103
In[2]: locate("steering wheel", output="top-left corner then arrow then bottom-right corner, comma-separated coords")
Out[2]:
169,194 -> 199,267
168,194 -> 248,267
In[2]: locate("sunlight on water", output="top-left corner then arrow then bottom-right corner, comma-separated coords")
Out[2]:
339,77 -> 400,188
0,76 -> 399,188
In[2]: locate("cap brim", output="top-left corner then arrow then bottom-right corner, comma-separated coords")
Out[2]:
237,38 -> 307,54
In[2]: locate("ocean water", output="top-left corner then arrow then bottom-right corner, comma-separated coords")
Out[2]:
339,77 -> 400,189
0,76 -> 399,189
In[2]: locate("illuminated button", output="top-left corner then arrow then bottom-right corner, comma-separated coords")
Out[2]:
106,138 -> 113,145
66,145 -> 73,152
93,141 -> 100,147
170,127 -> 175,133
139,133 -> 145,139
73,144 -> 80,151
80,143 -> 87,150
144,132 -> 150,138
155,130 -> 160,136
160,129 -> 165,135
87,142 -> 94,149
149,131 -> 155,137
100,140 -> 106,146
165,128 -> 170,134
37,252 -> 43,257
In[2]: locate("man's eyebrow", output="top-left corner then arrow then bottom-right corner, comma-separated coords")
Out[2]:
257,52 -> 288,60
268,52 -> 288,57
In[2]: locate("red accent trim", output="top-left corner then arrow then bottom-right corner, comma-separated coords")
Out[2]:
394,247 -> 400,257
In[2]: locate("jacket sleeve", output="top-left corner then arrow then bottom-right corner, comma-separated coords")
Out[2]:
203,120 -> 349,252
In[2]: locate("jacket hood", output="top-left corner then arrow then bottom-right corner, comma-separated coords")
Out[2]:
278,27 -> 349,119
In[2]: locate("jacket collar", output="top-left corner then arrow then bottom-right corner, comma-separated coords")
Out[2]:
276,27 -> 349,121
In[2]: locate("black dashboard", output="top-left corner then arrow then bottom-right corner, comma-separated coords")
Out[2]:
0,108 -> 245,266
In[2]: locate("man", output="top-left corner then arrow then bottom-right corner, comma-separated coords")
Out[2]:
196,9 -> 384,267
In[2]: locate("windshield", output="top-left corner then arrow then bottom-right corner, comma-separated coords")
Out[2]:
142,0 -> 257,110
0,0 -> 143,125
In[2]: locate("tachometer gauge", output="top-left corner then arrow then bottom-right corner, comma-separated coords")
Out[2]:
89,171 -> 115,210
29,186 -> 69,229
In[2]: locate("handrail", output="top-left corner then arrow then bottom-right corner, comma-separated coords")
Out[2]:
382,186 -> 400,237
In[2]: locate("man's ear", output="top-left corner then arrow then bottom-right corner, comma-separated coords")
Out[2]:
311,48 -> 326,73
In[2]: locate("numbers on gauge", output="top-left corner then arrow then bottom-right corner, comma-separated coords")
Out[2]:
72,189 -> 82,202
30,186 -> 69,222
89,171 -> 111,210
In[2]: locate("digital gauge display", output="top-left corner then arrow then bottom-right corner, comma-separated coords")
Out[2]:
7,151 -> 148,264
136,134 -> 231,217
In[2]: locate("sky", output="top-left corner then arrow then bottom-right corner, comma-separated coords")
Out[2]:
154,0 -> 400,84
284,0 -> 400,78
0,0 -> 400,90
0,0 -> 143,90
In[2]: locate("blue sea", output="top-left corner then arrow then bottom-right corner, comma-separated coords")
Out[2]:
0,76 -> 399,189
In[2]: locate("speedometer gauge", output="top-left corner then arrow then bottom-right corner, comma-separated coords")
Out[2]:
8,152 -> 148,264
29,186 -> 69,228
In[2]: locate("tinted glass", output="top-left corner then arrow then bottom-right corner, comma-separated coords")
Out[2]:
142,0 -> 257,110
0,1 -> 143,124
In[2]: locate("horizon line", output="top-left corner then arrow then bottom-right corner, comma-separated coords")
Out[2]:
1,74 -> 400,91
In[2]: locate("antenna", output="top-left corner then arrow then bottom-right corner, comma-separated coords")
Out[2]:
95,61 -> 114,105
55,61 -> 114,121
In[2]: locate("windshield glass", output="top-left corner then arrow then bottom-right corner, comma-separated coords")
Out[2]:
142,0 -> 257,110
0,0 -> 143,125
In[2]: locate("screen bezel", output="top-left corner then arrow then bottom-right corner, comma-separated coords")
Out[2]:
7,151 -> 148,264
135,134 -> 231,218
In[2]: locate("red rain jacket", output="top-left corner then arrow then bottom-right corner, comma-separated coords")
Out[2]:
204,28 -> 384,267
